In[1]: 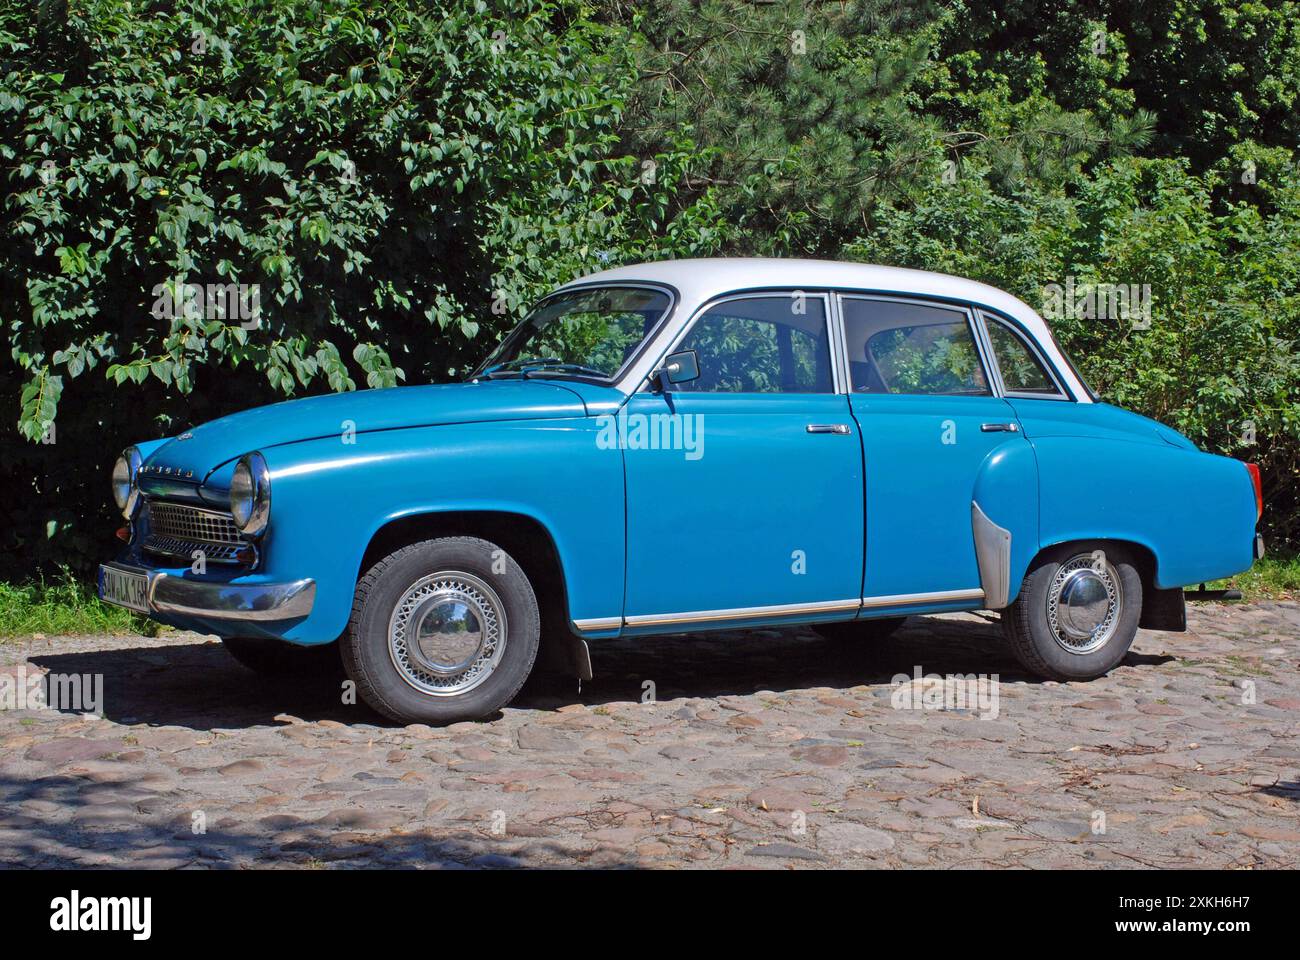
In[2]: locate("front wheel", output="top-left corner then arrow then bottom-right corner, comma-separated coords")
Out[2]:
340,537 -> 540,724
1001,543 -> 1143,681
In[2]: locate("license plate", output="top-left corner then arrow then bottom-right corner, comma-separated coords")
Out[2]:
99,565 -> 150,613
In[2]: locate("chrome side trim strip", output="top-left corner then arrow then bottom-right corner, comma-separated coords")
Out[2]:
860,587 -> 985,609
572,616 -> 623,633
971,501 -> 1012,609
625,597 -> 861,628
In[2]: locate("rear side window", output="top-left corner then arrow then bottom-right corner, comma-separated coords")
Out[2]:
984,316 -> 1062,396
841,298 -> 990,396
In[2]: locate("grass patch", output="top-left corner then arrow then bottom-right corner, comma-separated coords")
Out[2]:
0,571 -> 159,638
1204,552 -> 1300,601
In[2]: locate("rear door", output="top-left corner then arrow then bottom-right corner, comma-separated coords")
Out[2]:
840,295 -> 1028,607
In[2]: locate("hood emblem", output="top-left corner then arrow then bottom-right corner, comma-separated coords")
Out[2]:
142,464 -> 195,478
177,432 -> 194,441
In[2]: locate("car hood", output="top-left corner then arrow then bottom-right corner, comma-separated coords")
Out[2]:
139,379 -> 592,488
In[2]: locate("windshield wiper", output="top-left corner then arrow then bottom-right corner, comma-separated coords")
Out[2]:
481,357 -> 606,379
521,361 -> 608,379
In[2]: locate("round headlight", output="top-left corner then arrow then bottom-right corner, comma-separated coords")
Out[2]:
111,446 -> 142,517
230,452 -> 270,536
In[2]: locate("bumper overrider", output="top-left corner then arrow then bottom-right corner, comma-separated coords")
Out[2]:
98,562 -> 316,622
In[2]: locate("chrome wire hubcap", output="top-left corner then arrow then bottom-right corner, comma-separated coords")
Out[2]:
1047,554 -> 1122,655
388,571 -> 507,697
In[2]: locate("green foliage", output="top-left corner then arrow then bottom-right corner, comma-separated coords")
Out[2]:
0,570 -> 158,637
0,0 -> 721,577
1207,551 -> 1300,600
1,0 -> 1298,587
853,155 -> 1300,544
606,0 -> 1299,547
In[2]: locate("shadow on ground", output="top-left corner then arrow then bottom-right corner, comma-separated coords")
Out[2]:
24,614 -> 1174,732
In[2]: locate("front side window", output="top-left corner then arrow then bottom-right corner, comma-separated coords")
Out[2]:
478,286 -> 672,380
673,294 -> 833,393
842,298 -> 990,396
984,315 -> 1061,396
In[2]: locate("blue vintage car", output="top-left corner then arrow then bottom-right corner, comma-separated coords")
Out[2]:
99,259 -> 1264,723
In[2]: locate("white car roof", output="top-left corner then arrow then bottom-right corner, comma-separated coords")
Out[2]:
557,258 -> 1090,401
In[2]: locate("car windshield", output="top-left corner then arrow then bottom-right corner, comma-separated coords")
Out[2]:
475,286 -> 672,381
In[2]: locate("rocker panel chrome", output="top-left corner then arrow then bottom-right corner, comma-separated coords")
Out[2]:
571,616 -> 623,633
624,597 -> 861,628
591,587 -> 988,632
859,587 -> 985,609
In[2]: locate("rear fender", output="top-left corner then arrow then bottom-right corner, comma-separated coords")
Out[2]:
971,441 -> 1040,607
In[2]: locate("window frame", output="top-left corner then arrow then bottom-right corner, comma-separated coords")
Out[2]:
975,310 -> 1071,401
656,289 -> 843,395
836,293 -> 995,399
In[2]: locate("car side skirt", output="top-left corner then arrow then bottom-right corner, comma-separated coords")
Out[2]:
576,587 -> 986,634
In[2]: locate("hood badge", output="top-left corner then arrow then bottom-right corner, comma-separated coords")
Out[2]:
142,464 -> 195,478
177,432 -> 194,441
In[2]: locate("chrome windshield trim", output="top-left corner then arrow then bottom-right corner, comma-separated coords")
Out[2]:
625,597 -> 860,628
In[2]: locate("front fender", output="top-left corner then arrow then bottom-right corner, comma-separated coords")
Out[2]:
255,417 -> 625,643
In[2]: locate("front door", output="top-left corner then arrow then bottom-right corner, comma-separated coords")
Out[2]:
622,292 -> 864,627
839,295 -> 1028,605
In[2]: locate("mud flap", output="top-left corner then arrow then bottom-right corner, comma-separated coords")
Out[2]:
1139,587 -> 1186,632
538,628 -> 594,681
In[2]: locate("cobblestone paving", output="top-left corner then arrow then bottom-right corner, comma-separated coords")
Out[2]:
1,602 -> 1297,869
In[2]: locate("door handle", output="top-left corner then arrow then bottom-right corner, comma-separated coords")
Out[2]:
807,424 -> 851,434
980,422 -> 1020,432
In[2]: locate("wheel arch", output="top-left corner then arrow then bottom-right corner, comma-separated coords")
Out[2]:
1026,536 -> 1184,632
356,509 -> 594,677
359,509 -> 570,621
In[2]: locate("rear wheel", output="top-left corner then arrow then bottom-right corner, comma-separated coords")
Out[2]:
341,536 -> 540,724
1001,543 -> 1142,680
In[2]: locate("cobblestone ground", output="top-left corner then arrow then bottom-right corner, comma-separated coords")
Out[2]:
0,602 -> 1297,869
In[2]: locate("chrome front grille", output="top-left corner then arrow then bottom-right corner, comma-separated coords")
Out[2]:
142,500 -> 249,566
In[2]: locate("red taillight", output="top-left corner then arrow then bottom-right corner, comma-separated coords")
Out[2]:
1246,462 -> 1263,520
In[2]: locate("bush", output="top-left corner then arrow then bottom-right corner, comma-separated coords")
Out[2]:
0,0 -> 721,578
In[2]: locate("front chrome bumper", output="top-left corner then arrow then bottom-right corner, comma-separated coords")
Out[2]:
99,562 -> 315,622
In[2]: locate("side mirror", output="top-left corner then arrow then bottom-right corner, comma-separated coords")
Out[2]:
654,350 -> 700,390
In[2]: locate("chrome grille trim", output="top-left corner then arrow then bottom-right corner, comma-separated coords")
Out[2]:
142,500 -> 248,566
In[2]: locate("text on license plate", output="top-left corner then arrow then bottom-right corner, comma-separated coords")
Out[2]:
100,566 -> 150,613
